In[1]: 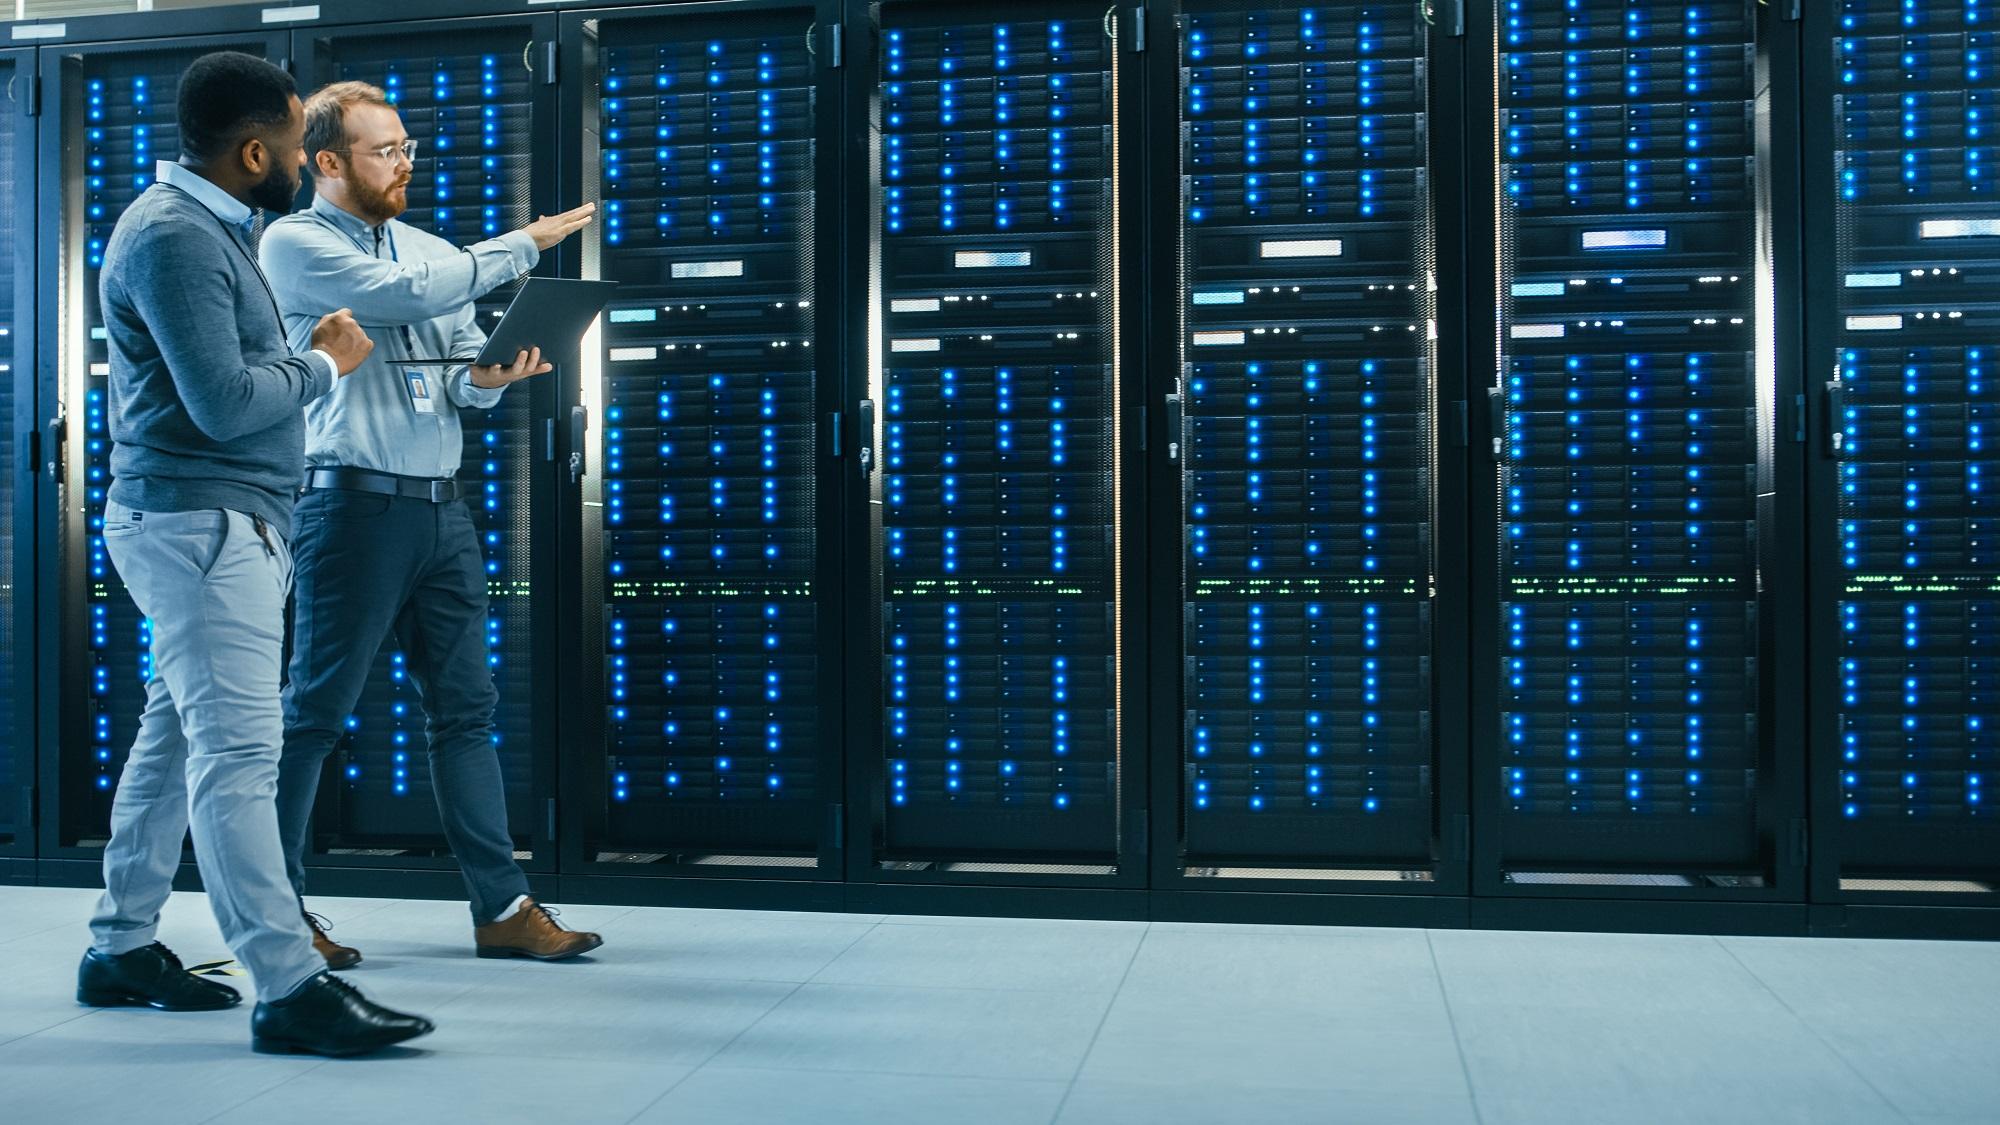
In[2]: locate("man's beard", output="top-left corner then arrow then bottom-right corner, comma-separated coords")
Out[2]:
349,177 -> 409,225
248,163 -> 301,214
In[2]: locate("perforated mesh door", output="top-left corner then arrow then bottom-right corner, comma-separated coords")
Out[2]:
591,9 -> 825,853
1490,0 -> 1772,872
309,26 -> 539,848
873,2 -> 1122,859
1178,2 -> 1439,867
1825,0 -> 2000,880
65,40 -> 277,840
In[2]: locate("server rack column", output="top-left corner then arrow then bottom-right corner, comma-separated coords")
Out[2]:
576,6 -> 830,865
47,36 -> 285,850
869,4 -> 1124,863
0,49 -> 29,855
1817,0 -> 2000,896
1173,3 -> 1443,879
298,23 -> 544,860
1484,0 -> 1779,883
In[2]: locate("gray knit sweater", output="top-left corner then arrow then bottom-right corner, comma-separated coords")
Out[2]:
101,182 -> 332,536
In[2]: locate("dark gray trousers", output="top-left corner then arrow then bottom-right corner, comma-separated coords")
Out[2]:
277,487 -> 528,923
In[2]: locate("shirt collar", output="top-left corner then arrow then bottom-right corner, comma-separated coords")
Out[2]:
308,191 -> 389,243
156,160 -> 255,236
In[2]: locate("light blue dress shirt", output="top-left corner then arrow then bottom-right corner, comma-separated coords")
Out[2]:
257,192 -> 539,478
154,160 -> 339,384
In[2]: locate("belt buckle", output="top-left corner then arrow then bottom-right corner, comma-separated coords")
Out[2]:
429,479 -> 454,504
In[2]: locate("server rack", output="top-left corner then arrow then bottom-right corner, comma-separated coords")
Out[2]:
37,28 -> 291,854
1468,0 -> 1806,904
289,12 -> 558,875
846,0 -> 1148,895
1150,0 -> 1471,909
1,48 -> 34,857
3,0 -> 1989,937
559,0 -> 847,889
1805,0 -> 2000,907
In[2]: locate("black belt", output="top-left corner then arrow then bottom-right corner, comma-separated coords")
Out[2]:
304,466 -> 462,504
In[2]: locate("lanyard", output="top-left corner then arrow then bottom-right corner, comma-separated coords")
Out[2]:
370,224 -> 423,359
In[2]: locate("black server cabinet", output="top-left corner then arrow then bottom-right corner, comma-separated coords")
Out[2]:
1,49 -> 34,856
561,1 -> 845,878
1806,0 -> 2000,902
290,14 -> 558,872
1471,0 -> 1803,894
1159,0 -> 1468,894
855,0 -> 1141,876
39,30 -> 291,852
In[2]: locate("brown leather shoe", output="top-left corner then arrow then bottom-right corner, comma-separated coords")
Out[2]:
473,899 -> 603,962
304,911 -> 363,971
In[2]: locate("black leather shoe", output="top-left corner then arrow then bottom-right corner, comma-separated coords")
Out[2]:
78,943 -> 242,1012
250,972 -> 434,1057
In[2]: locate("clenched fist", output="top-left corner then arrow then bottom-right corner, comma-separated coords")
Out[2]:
311,308 -> 374,376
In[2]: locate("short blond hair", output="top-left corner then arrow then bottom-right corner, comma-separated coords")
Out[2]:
302,80 -> 394,160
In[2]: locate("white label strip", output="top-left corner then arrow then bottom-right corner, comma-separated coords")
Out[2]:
1511,282 -> 1566,298
671,259 -> 745,279
954,250 -> 1032,269
1580,229 -> 1667,250
90,363 -> 110,377
1192,331 -> 1247,347
891,338 -> 942,353
1510,323 -> 1566,339
90,327 -> 108,341
1260,239 -> 1343,259
608,308 -> 658,323
1920,219 -> 2000,239
891,298 -> 942,313
11,23 -> 65,39
608,346 -> 659,362
1844,272 -> 1903,288
1846,315 -> 1905,332
260,5 -> 320,23
1192,290 -> 1247,305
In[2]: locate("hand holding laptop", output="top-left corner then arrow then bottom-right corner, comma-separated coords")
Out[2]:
470,346 -> 550,389
395,277 -> 621,368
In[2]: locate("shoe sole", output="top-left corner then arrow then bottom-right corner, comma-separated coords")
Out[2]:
474,934 -> 604,962
250,1024 -> 434,1058
320,953 -> 363,971
78,989 -> 240,1012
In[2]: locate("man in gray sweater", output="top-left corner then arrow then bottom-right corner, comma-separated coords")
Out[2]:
78,50 -> 432,1057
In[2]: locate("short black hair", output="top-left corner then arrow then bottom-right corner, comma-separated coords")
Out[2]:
177,51 -> 296,164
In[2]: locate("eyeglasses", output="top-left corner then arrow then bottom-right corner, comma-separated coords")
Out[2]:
328,139 -> 420,165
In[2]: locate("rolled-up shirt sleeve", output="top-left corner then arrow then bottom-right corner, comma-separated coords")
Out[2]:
442,304 -> 505,411
260,221 -> 538,326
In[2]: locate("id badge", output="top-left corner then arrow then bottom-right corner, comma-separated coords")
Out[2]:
403,368 -> 438,415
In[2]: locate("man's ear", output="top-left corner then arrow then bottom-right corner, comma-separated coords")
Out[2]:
313,149 -> 343,181
238,133 -> 268,178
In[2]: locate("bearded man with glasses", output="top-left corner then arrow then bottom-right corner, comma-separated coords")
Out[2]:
259,81 -> 599,967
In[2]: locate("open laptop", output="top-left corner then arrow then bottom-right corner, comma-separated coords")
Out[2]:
396,276 -> 621,366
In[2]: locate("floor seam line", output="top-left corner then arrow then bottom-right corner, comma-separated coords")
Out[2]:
616,919 -> 885,1125
1047,921 -> 1148,1125
1425,929 -> 1487,1125
0,1007 -> 100,1049
192,1057 -> 336,1125
1712,937 -> 1914,1124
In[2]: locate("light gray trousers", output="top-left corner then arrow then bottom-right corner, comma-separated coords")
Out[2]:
88,501 -> 323,1002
